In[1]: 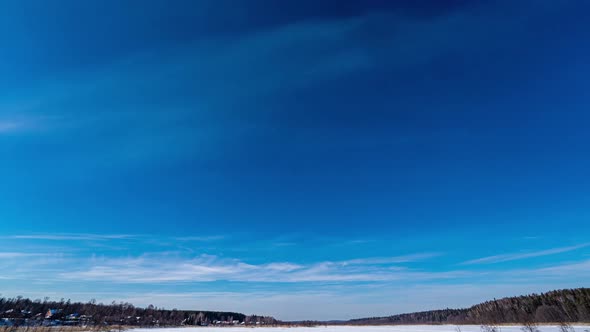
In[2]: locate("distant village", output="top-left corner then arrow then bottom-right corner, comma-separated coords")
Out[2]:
0,297 -> 278,327
0,307 -> 276,327
0,308 -> 93,327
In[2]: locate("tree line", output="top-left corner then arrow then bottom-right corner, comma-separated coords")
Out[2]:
0,296 -> 277,327
3,287 -> 589,326
348,288 -> 590,325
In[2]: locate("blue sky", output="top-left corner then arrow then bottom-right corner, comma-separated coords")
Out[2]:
1,0 -> 590,321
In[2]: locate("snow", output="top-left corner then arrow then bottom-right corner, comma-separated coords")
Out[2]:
130,325 -> 590,332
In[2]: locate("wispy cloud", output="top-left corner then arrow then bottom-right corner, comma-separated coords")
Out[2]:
0,252 -> 54,258
5,235 -> 589,286
174,235 -> 226,242
337,253 -> 440,266
5,234 -> 136,241
0,121 -> 22,133
0,116 -> 42,134
461,243 -> 590,265
3,246 -> 590,321
532,259 -> 590,277
59,252 -> 443,284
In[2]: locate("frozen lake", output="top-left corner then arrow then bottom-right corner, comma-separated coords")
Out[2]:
131,325 -> 590,332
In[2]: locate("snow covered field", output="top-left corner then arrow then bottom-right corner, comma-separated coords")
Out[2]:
131,326 -> 589,332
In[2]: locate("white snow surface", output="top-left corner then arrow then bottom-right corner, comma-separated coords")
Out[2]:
131,326 -> 589,332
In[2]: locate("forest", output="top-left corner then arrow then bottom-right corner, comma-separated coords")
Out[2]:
348,288 -> 590,325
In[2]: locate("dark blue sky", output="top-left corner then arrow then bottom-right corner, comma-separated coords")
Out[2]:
1,0 -> 590,320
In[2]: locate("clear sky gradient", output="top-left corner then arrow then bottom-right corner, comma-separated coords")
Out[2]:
1,0 -> 590,321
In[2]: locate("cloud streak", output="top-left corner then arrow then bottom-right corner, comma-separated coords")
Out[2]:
5,236 -> 589,286
0,121 -> 22,133
461,244 -> 590,265
0,252 -> 55,258
5,234 -> 137,241
59,252 -> 445,284
337,253 -> 440,266
0,116 -> 44,134
55,248 -> 590,285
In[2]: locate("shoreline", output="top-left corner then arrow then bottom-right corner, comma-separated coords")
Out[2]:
128,323 -> 590,328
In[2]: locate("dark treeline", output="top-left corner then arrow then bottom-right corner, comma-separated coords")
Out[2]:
348,288 -> 590,325
0,296 -> 276,327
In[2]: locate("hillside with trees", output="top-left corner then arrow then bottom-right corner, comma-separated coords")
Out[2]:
0,296 -> 276,327
348,288 -> 590,325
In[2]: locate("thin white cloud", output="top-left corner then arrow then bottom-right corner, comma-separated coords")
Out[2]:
173,235 -> 226,242
532,259 -> 590,276
0,252 -> 53,258
0,118 -> 38,134
337,253 -> 441,266
5,238 -> 589,286
57,252 -> 444,284
6,233 -> 136,241
461,243 -> 590,265
265,263 -> 305,272
0,112 -> 55,134
0,121 -> 21,133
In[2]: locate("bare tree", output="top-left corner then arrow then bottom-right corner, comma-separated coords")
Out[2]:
481,325 -> 501,332
559,322 -> 575,332
521,321 -> 540,332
